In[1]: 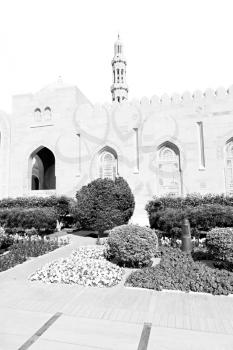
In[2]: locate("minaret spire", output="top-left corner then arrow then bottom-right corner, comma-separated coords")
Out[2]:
111,34 -> 128,103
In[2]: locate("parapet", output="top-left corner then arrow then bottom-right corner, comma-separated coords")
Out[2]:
128,85 -> 233,108
98,85 -> 233,117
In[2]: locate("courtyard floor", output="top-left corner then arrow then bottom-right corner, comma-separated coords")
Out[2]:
1,233 -> 233,350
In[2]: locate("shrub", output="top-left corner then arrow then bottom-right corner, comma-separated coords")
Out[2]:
105,224 -> 158,268
71,177 -> 135,233
192,246 -> 212,261
125,246 -> 233,295
25,227 -> 39,236
0,227 -> 14,250
0,208 -> 57,234
0,238 -> 66,272
206,228 -> 233,265
149,204 -> 233,237
150,207 -> 184,237
146,193 -> 233,216
0,196 -> 71,218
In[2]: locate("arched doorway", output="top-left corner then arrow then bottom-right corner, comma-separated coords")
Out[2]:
30,147 -> 56,190
157,142 -> 181,196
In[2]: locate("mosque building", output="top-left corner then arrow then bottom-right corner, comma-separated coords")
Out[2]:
1,35 -> 233,223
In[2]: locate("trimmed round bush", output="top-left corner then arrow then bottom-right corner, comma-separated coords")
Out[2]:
71,177 -> 135,233
105,224 -> 158,268
206,227 -> 233,264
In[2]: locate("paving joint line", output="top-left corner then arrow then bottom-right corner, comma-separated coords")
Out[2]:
137,322 -> 152,350
17,311 -> 62,350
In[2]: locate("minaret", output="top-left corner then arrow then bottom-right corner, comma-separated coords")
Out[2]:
111,34 -> 128,103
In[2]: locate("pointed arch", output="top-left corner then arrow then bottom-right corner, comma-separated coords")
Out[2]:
29,146 -> 56,190
156,141 -> 182,196
157,140 -> 180,157
98,146 -> 118,180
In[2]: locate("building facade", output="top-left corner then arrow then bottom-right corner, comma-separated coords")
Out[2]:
1,37 -> 233,222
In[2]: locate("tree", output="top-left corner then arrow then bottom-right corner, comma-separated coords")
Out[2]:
71,177 -> 135,240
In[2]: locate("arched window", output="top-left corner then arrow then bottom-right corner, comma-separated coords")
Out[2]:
121,69 -> 124,82
34,108 -> 41,122
117,69 -> 120,83
30,147 -> 56,190
159,148 -> 176,161
99,148 -> 117,180
225,140 -> 233,195
44,106 -> 51,121
157,143 -> 181,196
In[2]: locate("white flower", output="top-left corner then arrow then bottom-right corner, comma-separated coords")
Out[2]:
29,245 -> 124,287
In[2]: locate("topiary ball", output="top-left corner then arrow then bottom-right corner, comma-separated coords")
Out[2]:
72,177 -> 135,232
105,224 -> 158,268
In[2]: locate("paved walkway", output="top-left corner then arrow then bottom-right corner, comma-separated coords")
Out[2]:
1,233 -> 233,349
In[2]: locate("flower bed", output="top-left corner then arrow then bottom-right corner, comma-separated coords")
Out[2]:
29,246 -> 124,287
125,246 -> 233,295
0,235 -> 69,272
160,236 -> 206,248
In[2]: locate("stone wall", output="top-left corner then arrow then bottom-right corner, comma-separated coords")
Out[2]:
1,83 -> 233,222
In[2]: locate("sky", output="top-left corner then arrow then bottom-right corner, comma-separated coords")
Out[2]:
0,0 -> 233,112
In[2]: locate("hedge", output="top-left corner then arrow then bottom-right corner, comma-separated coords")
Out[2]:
0,208 -> 57,234
146,193 -> 233,216
149,204 -> 233,237
0,196 -> 70,217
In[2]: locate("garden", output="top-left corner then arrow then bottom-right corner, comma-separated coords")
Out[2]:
1,180 -> 233,296
0,195 -> 70,272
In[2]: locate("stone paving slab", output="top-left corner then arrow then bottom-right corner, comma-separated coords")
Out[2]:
35,315 -> 142,350
148,326 -> 233,350
30,339 -> 105,350
0,308 -> 55,350
0,333 -> 28,350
